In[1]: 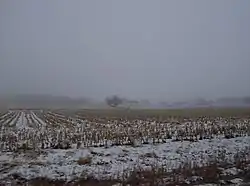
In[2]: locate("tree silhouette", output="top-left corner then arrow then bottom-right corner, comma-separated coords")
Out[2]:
105,95 -> 123,107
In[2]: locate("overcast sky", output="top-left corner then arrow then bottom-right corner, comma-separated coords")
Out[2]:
0,0 -> 250,101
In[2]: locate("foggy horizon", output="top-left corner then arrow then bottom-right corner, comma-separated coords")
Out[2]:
1,0 -> 250,102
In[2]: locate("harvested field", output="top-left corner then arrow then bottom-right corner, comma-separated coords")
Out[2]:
0,108 -> 250,185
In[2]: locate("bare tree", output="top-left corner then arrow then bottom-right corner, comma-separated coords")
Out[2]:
105,95 -> 123,107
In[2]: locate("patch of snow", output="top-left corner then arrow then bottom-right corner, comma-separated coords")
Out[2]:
221,167 -> 242,176
229,178 -> 243,184
30,111 -> 47,127
15,112 -> 26,129
0,136 -> 249,181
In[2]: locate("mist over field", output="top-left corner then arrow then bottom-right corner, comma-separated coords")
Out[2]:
1,2 -> 250,185
1,0 -> 250,107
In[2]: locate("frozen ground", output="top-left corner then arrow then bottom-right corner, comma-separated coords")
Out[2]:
0,136 -> 250,183
0,109 -> 250,185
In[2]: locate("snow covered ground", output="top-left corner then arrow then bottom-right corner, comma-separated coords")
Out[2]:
0,136 -> 249,182
0,109 -> 250,185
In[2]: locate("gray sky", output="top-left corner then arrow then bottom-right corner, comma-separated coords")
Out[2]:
1,0 -> 250,101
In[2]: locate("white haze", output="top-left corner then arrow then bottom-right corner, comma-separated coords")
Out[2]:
0,0 -> 250,102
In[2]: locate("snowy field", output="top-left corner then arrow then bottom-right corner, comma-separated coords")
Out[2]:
0,109 -> 250,185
